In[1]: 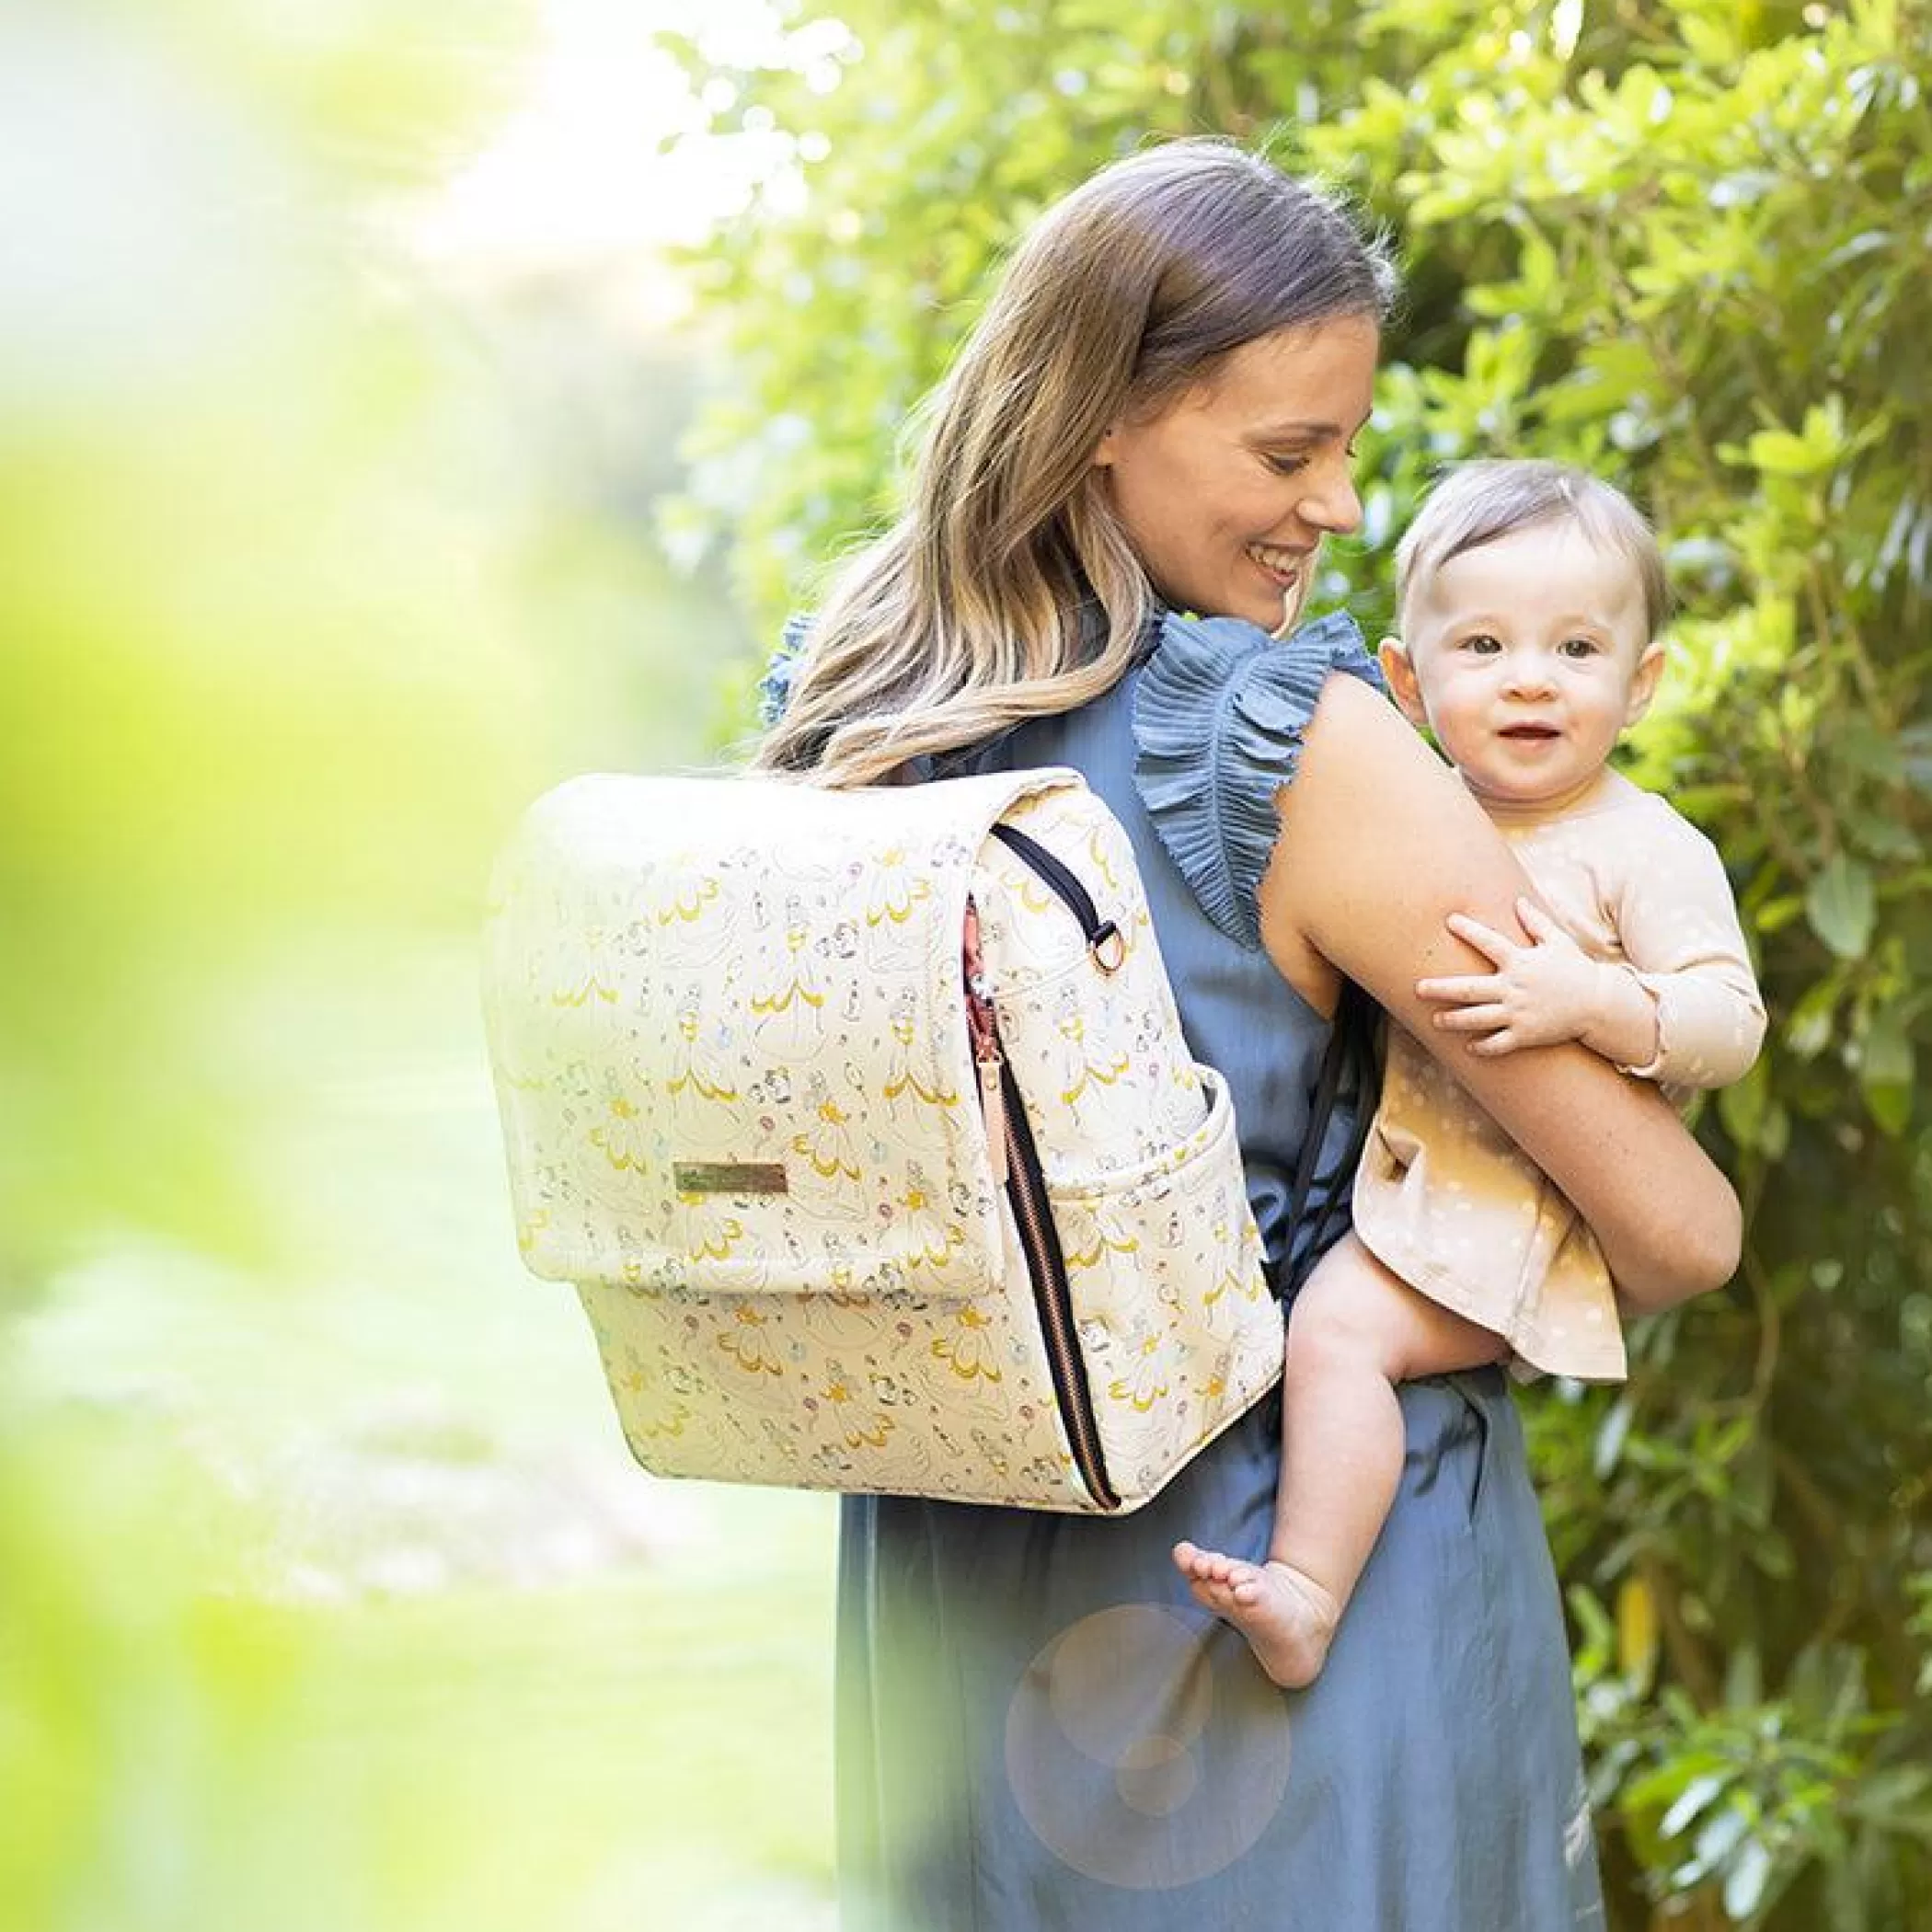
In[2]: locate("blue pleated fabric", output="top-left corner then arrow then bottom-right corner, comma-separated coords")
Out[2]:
1132,609 -> 1368,951
809,609 -> 1606,1930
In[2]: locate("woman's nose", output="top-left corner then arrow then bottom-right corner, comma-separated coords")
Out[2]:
1299,464 -> 1363,536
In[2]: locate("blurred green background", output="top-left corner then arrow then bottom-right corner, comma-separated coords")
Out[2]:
3,3 -> 836,1927
6,1 -> 1929,1929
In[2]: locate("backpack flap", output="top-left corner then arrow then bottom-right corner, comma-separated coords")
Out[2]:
483,767 -> 1083,1301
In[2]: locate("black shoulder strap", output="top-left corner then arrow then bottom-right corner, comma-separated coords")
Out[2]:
1274,978 -> 1381,1301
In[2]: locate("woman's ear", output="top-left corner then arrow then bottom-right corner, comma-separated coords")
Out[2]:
1091,424 -> 1120,468
1624,641 -> 1667,725
1378,638 -> 1429,727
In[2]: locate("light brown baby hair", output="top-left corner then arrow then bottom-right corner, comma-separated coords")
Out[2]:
1396,458 -> 1669,640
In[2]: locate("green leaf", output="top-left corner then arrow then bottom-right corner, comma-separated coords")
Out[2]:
1741,430 -> 1816,476
1834,719 -> 1905,784
1661,1770 -> 1728,1839
1805,855 -> 1877,959
1862,1004 -> 1915,1087
1685,1802 -> 1750,1882
1754,893 -> 1807,935
1864,1080 -> 1912,1136
1722,1833 -> 1774,1918
1784,978 -> 1839,1058
1898,719 -> 1932,793
1718,1055 -> 1772,1150
1848,1764 -> 1932,1821
1725,1644 -> 1764,1708
1593,1392 -> 1636,1478
1627,1751 -> 1732,1812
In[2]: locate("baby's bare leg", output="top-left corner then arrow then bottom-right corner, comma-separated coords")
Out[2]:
1174,1232 -> 1505,1688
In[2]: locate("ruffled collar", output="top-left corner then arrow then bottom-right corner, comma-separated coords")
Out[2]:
1132,607 -> 1382,950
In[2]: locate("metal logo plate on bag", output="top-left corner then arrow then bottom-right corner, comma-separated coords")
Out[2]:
673,1160 -> 789,1196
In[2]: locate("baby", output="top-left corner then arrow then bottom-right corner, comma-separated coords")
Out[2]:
1176,458 -> 1766,1688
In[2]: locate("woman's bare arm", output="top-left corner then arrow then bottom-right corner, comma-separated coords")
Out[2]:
1261,673 -> 1742,1315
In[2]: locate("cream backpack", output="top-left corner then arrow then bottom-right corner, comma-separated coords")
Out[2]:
481,765 -> 1294,1514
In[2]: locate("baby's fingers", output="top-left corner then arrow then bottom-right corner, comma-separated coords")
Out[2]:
1443,911 -> 1518,964
1464,1029 -> 1524,1057
1431,1007 -> 1524,1053
1432,1003 -> 1510,1036
1416,971 -> 1497,1006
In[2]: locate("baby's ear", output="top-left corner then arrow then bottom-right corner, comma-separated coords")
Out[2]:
1624,640 -> 1667,726
1377,638 -> 1429,726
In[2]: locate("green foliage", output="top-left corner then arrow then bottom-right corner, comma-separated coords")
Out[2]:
667,1 -> 1932,1922
657,0 -> 1382,620
0,0 -> 545,1271
3,6 -> 797,1928
1308,6 -> 1932,1920
2,1314 -> 834,1932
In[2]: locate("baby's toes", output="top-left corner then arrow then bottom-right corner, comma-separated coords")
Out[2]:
1226,1563 -> 1264,1604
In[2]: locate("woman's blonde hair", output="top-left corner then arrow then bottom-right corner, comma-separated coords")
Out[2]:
755,137 -> 1397,786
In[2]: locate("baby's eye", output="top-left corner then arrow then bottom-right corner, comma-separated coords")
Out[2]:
1461,633 -> 1502,655
1559,637 -> 1600,659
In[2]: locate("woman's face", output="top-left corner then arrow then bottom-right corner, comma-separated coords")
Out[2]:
1092,313 -> 1378,632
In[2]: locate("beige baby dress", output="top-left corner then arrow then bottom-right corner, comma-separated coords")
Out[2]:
1351,778 -> 1765,1381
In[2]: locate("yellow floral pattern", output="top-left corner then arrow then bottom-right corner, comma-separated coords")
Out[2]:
486,769 -> 1282,1513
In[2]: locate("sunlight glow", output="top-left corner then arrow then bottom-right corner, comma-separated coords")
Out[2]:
410,0 -> 797,281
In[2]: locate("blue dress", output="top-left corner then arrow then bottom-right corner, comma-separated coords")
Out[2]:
809,611 -> 1605,1930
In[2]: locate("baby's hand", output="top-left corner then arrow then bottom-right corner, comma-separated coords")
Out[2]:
1416,898 -> 1610,1056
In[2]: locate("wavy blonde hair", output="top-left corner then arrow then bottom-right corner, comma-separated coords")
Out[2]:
755,137 -> 1397,787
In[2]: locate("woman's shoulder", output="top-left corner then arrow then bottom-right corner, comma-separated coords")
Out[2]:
1133,608 -> 1384,949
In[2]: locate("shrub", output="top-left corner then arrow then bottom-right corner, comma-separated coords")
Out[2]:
665,2 -> 1932,1919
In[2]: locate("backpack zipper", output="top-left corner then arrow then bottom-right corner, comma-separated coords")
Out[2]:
963,892 -> 1121,1512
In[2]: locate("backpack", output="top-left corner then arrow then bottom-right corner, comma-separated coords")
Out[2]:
482,765 -> 1314,1514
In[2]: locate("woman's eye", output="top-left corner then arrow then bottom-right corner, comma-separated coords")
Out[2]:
1263,451 -> 1311,477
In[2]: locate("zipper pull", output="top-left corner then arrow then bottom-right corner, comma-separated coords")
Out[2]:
979,1043 -> 1008,1188
962,896 -> 1008,1189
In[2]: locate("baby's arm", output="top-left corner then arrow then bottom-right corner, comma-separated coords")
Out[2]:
1593,809 -> 1765,1088
1418,805 -> 1765,1087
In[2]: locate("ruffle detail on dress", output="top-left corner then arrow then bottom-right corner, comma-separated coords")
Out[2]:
756,614 -> 814,729
1133,608 -> 1382,949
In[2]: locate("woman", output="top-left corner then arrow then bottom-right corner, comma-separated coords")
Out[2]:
758,138 -> 1738,1930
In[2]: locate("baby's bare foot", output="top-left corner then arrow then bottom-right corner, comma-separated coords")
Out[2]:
1172,1543 -> 1340,1689
1172,1539 -> 1248,1617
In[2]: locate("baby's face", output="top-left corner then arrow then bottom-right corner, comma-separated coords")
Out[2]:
1382,520 -> 1662,811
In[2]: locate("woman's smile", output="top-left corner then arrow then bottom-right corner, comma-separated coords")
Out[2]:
1248,541 -> 1310,592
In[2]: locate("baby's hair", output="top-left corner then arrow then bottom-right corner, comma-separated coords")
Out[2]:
1396,459 -> 1669,638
